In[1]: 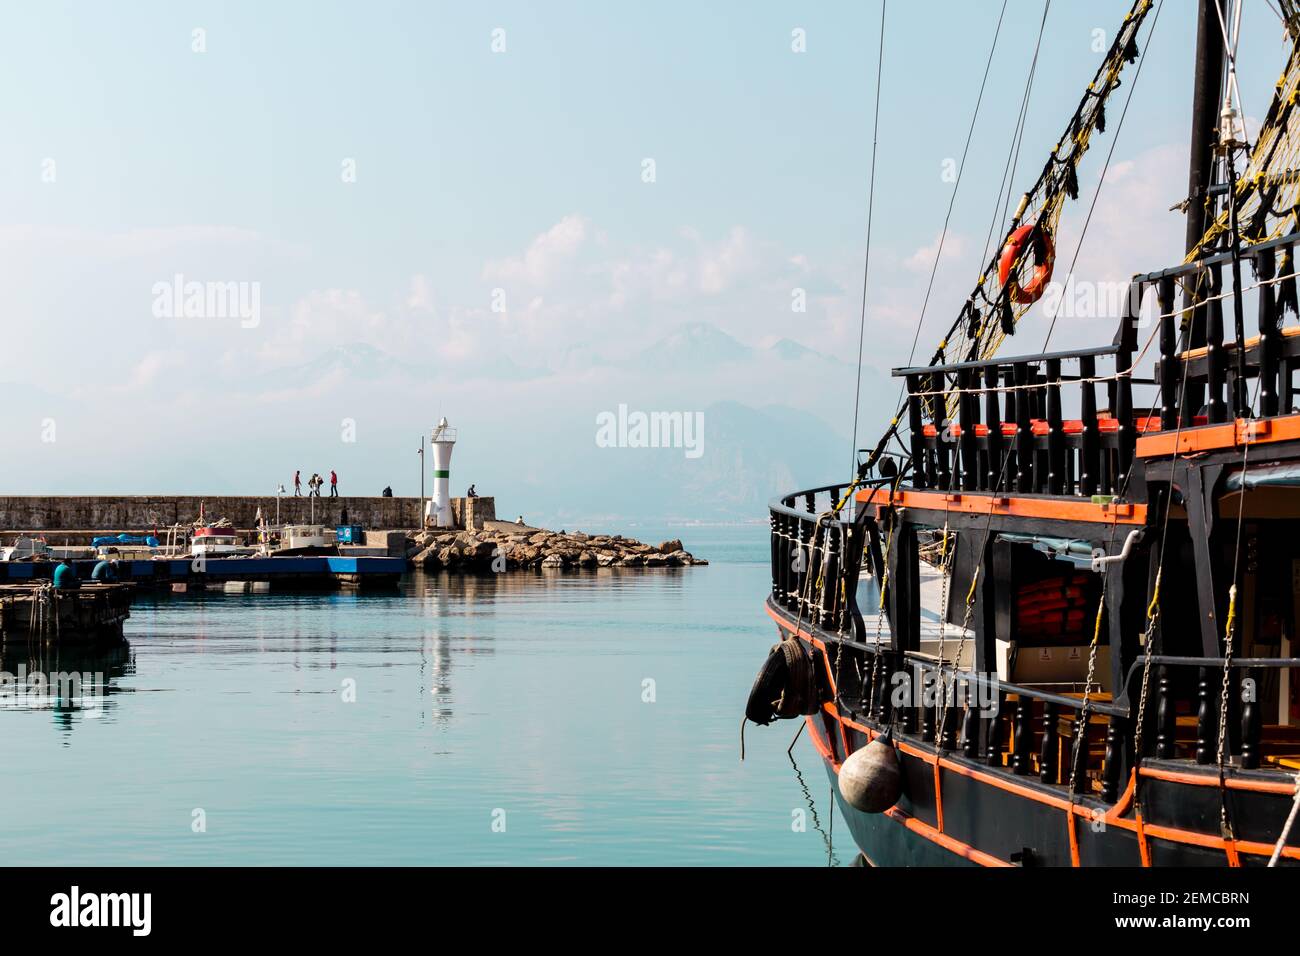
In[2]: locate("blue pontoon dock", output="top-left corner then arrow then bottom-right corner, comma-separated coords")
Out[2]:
0,555 -> 405,590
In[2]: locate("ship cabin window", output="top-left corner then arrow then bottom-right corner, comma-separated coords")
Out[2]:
990,534 -> 1106,694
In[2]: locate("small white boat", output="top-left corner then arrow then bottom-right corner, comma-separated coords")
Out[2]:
189,527 -> 257,559
267,524 -> 338,556
0,536 -> 51,562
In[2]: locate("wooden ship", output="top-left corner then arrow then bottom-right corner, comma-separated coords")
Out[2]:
747,0 -> 1300,866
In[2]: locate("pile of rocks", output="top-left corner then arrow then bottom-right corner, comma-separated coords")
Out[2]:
405,527 -> 707,571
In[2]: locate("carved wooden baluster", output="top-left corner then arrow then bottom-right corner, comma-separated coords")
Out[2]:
1046,358 -> 1065,495
908,375 -> 928,489
1207,264 -> 1228,423
1014,364 -> 1033,492
958,367 -> 978,492
821,520 -> 840,629
985,691 -> 1005,767
770,510 -> 780,604
899,661 -> 918,735
921,668 -> 936,742
1004,376 -> 1019,491
1158,276 -> 1178,429
934,377 -> 953,490
1101,715 -> 1126,802
1040,702 -> 1059,784
874,651 -> 893,722
1079,354 -> 1099,498
985,365 -> 1003,490
962,696 -> 979,758
1013,696 -> 1033,775
1155,665 -> 1176,760
1258,248 -> 1281,418
940,678 -> 959,751
1115,348 -> 1135,489
1242,669 -> 1261,770
1196,666 -> 1214,765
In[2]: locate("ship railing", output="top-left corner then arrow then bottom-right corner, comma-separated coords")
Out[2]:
894,341 -> 1158,498
818,637 -> 1300,802
768,482 -> 889,636
843,647 -> 1135,802
894,229 -> 1300,494
1138,228 -> 1300,425
1119,653 -> 1300,774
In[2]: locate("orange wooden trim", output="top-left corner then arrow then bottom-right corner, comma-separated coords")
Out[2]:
775,604 -> 1300,863
934,762 -> 945,833
1139,764 -> 1297,795
1225,839 -> 1242,868
855,487 -> 1147,525
1106,769 -> 1137,821
1135,805 -> 1152,867
884,805 -> 1014,867
1136,413 -> 1300,458
1067,808 -> 1081,867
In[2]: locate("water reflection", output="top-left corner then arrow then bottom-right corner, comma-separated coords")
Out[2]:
788,741 -> 841,867
0,638 -> 133,732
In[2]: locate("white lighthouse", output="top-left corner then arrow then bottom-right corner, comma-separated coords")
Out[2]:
426,417 -> 458,528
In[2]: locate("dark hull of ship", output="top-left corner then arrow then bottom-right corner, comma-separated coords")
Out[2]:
773,610 -> 1300,867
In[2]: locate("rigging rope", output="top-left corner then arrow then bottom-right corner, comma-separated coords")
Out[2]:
850,1 -> 888,478
1041,0 -> 1165,352
865,0 -> 1156,475
894,0 -> 1011,397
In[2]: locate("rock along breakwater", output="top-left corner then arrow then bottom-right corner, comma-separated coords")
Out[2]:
406,526 -> 707,571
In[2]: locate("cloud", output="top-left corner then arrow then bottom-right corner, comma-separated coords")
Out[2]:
482,214 -> 588,285
697,226 -> 755,294
904,231 -> 968,272
406,274 -> 435,312
114,350 -> 185,392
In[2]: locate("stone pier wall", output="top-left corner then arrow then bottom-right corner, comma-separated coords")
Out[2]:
0,495 -> 425,532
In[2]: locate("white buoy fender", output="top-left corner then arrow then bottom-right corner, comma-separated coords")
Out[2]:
838,736 -> 902,813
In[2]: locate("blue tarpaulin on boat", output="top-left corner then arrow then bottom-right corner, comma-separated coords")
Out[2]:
91,533 -> 161,548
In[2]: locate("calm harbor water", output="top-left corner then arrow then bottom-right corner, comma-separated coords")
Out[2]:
2,525 -> 847,866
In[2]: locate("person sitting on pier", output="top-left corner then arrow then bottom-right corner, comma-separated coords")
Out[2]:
330,470 -> 338,497
467,484 -> 477,498
53,559 -> 80,590
382,486 -> 393,498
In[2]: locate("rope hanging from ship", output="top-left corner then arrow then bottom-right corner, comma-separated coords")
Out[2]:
853,0 -> 1157,494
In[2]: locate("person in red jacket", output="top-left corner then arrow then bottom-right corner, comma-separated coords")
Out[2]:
293,470 -> 301,496
329,470 -> 338,497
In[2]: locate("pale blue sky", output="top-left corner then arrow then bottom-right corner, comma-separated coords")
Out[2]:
0,1 -> 1292,520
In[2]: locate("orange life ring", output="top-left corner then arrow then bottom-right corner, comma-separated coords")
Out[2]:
998,223 -> 1054,305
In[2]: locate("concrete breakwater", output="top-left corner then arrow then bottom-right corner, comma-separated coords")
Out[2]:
0,495 -> 423,533
408,526 -> 707,570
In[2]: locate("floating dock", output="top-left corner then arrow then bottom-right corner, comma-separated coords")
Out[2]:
0,555 -> 406,591
0,582 -> 135,645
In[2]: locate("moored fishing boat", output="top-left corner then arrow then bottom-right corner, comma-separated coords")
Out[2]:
747,0 -> 1300,867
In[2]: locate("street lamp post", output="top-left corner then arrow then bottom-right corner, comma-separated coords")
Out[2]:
418,437 -> 425,510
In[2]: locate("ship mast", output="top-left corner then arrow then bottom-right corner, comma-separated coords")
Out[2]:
1180,0 -> 1227,414
1184,0 -> 1226,261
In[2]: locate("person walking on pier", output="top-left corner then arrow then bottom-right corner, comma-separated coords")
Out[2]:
330,470 -> 338,497
294,470 -> 302,496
